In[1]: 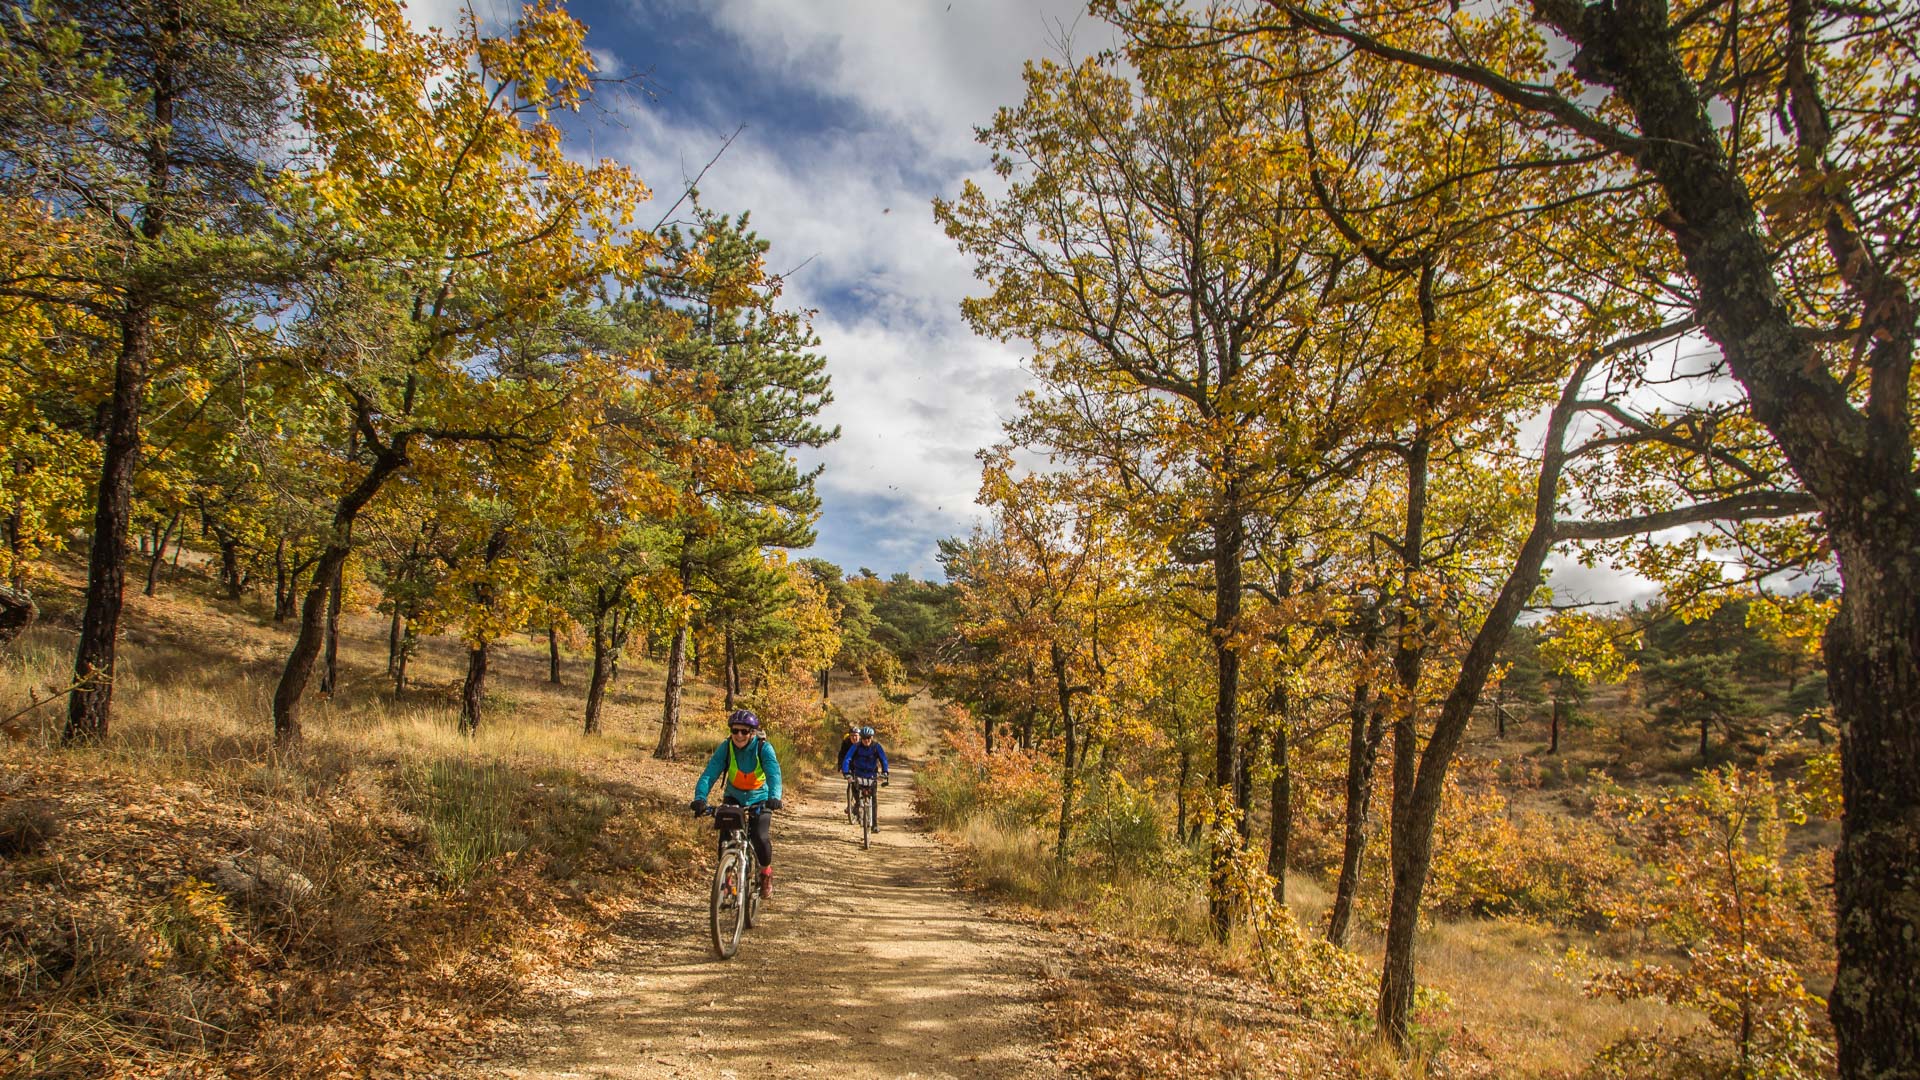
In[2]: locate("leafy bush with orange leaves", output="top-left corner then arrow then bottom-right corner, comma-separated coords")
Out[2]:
1427,762 -> 1627,927
743,678 -> 836,762
1587,763 -> 1835,1078
915,709 -> 1058,830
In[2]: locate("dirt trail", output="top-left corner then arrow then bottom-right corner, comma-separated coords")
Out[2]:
496,765 -> 1058,1079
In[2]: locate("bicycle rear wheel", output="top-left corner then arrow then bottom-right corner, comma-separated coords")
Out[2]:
710,847 -> 747,958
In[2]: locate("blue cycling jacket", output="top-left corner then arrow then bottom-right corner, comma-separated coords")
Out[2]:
840,741 -> 890,778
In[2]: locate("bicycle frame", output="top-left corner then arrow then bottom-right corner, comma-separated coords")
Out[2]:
707,804 -> 764,958
850,775 -> 878,849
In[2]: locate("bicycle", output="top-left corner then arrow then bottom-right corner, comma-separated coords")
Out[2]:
848,774 -> 887,849
699,803 -> 766,958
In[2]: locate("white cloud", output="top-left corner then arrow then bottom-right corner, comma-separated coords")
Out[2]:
578,5 -> 1084,576
695,0 -> 1113,162
399,0 -> 517,34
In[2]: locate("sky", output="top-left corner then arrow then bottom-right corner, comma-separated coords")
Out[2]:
406,0 -> 1112,581
395,0 -> 1675,605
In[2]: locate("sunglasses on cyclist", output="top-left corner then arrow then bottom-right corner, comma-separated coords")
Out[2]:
729,727 -> 754,736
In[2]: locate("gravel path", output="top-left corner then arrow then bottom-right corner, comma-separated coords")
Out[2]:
496,764 -> 1058,1079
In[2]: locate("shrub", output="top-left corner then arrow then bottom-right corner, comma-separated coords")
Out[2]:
916,723 -> 1057,830
1206,795 -> 1374,1020
1078,772 -> 1168,877
147,878 -> 236,974
743,678 -> 835,762
1428,765 -> 1626,927
1588,763 -> 1835,1077
403,759 -> 528,889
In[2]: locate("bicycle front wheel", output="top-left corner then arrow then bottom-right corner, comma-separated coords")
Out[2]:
710,847 -> 747,958
744,850 -> 762,929
860,792 -> 871,849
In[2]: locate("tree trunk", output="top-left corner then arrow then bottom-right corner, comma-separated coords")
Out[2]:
1176,746 -> 1191,845
458,642 -> 487,735
219,537 -> 242,601
1052,640 -> 1077,866
1269,702 -> 1291,907
1328,673 -> 1384,947
271,446 -> 407,745
319,559 -> 344,695
1388,436 -> 1430,886
387,606 -> 403,676
394,626 -> 411,695
1238,723 -> 1258,842
273,538 -> 291,621
64,296 -> 156,745
821,666 -> 831,699
1549,696 -> 1563,755
724,625 -> 737,710
655,624 -> 688,760
143,510 -> 180,597
274,547 -> 347,744
585,606 -> 614,735
1553,15 -> 1920,1071
1699,715 -> 1710,760
1022,661 -> 1038,749
1825,573 -> 1920,1078
1208,502 -> 1246,940
1374,362 -> 1594,1047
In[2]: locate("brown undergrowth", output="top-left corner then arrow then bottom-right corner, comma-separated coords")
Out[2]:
1033,923 -> 1500,1080
1,563 -> 712,1079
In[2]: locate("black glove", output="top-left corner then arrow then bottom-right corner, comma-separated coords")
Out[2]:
689,798 -> 707,814
841,771 -> 850,779
882,776 -> 890,787
766,797 -> 784,811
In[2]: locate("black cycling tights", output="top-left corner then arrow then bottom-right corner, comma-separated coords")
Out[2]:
720,802 -> 773,867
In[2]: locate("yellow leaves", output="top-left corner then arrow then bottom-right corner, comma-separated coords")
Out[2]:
1538,612 -> 1639,685
298,0 -> 651,307
1744,591 -> 1835,659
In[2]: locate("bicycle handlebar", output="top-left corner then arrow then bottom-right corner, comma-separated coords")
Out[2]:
693,803 -> 777,818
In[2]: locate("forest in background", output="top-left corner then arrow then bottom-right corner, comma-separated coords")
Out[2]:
914,0 -> 1917,1076
0,0 -> 959,1073
3,0 -> 1918,1077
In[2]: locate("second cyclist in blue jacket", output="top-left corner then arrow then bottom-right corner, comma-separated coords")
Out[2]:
839,726 -> 890,830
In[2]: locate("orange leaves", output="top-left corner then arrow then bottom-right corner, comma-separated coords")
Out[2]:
1589,764 -> 1836,1073
917,721 -> 1061,829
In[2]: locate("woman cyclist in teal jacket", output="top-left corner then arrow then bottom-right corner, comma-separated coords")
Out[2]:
691,709 -> 783,897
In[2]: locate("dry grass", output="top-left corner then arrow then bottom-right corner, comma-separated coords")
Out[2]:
0,561 -> 724,1079
1411,918 -> 1700,1077
1037,923 -> 1499,1080
928,770 -> 1700,1078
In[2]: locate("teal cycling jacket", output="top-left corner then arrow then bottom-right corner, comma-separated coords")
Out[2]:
694,735 -> 783,807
